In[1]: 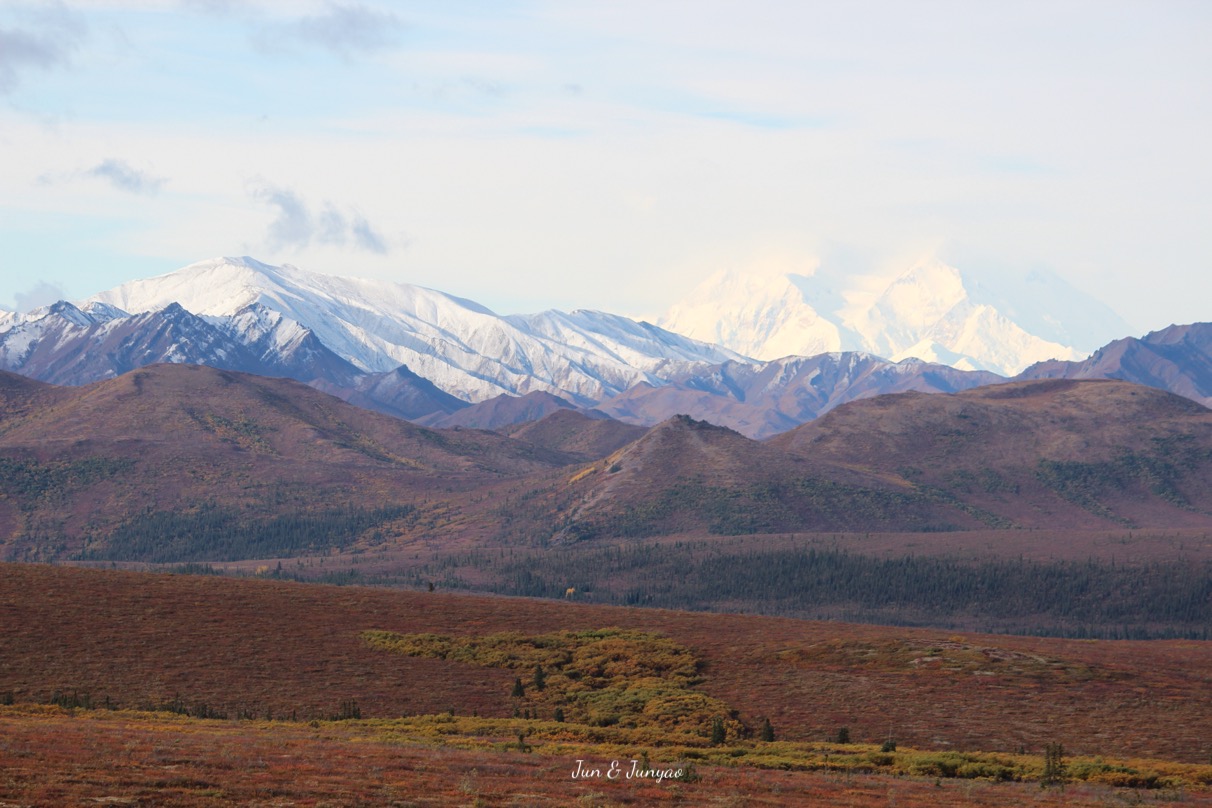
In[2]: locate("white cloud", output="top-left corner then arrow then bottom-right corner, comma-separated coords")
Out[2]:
87,159 -> 165,195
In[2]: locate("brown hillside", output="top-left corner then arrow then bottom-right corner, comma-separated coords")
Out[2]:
498,380 -> 1212,543
539,414 -> 865,540
596,414 -> 783,488
0,369 -> 69,419
771,378 -> 1212,529
0,364 -> 568,559
420,389 -> 577,430
503,408 -> 647,461
535,411 -> 990,542
1,563 -> 1210,765
7,372 -> 1212,562
0,363 -> 565,472
771,378 -> 1210,465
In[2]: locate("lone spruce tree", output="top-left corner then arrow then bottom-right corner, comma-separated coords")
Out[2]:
1041,743 -> 1066,788
710,717 -> 726,745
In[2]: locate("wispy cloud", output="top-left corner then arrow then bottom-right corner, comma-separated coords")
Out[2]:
36,158 -> 167,195
12,281 -> 69,313
250,183 -> 389,254
350,213 -> 387,253
87,159 -> 166,195
259,2 -> 405,61
316,203 -> 348,245
0,3 -> 86,94
253,185 -> 312,249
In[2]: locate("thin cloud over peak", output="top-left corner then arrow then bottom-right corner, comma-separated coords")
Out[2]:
250,182 -> 389,255
9,280 -> 69,314
350,213 -> 387,254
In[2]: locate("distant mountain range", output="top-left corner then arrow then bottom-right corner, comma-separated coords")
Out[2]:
0,256 -> 1208,438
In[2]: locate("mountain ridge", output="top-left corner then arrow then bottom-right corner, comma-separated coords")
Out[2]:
1017,322 -> 1212,408
1,256 -> 1208,440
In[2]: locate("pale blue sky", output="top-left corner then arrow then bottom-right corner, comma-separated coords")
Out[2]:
1,0 -> 1209,333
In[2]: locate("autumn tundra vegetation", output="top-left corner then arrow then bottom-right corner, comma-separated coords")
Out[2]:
2,563 -> 1212,805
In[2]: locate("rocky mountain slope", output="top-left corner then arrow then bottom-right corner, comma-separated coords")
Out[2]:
0,299 -> 361,387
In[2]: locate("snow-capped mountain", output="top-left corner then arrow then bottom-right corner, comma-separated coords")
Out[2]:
654,267 -> 847,361
84,256 -> 748,405
660,258 -> 1133,376
0,298 -> 362,387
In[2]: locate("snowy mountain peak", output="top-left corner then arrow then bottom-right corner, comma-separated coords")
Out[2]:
89,256 -> 275,318
659,265 -> 842,361
661,257 -> 1120,375
875,259 -> 967,331
80,301 -> 129,323
28,300 -> 97,328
